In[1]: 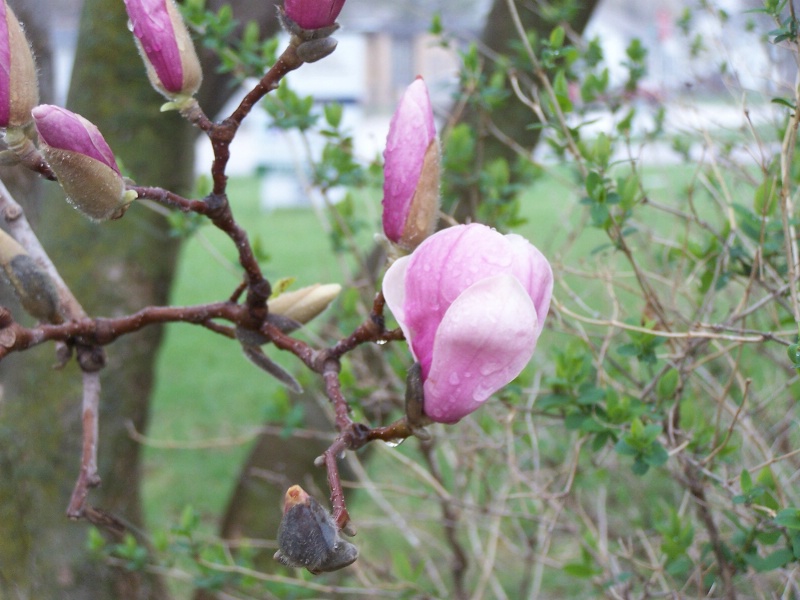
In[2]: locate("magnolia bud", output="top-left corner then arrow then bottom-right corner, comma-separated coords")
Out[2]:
32,105 -> 135,221
274,485 -> 358,574
0,229 -> 61,322
124,0 -> 203,101
268,283 -> 341,326
382,77 -> 440,251
0,0 -> 38,129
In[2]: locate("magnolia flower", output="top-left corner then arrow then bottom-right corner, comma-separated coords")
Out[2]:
32,105 -> 134,221
383,223 -> 553,423
382,77 -> 440,251
284,0 -> 346,30
0,0 -> 38,128
124,0 -> 202,100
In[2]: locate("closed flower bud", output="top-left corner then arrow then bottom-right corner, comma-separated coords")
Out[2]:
268,283 -> 341,326
274,485 -> 358,574
0,229 -> 61,322
32,105 -> 135,221
284,0 -> 346,31
0,0 -> 38,128
382,77 -> 440,252
383,223 -> 553,423
124,0 -> 202,100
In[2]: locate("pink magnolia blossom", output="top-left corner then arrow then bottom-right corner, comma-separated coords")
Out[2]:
284,0 -> 346,30
383,223 -> 553,423
32,105 -> 131,220
382,77 -> 439,251
124,0 -> 202,98
0,0 -> 38,128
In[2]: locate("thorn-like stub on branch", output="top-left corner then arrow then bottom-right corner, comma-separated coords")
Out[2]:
274,484 -> 358,574
76,345 -> 106,373
53,342 -> 72,369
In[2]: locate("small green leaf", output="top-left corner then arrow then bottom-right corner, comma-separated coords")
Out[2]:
549,26 -> 566,49
741,469 -> 753,494
775,508 -> 800,530
744,548 -> 793,572
324,102 -> 343,128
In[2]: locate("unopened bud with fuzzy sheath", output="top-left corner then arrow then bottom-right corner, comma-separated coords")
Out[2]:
268,283 -> 341,326
32,105 -> 136,221
124,0 -> 202,102
0,229 -> 61,322
0,0 -> 38,129
274,484 -> 358,574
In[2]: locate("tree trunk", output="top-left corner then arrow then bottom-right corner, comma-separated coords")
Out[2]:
0,0 -> 192,596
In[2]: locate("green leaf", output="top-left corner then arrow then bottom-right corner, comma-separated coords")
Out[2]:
563,562 -> 600,578
324,102 -> 343,128
741,469 -> 753,494
657,369 -> 679,400
775,508 -> 800,530
744,548 -> 793,572
549,25 -> 566,49
578,387 -> 606,405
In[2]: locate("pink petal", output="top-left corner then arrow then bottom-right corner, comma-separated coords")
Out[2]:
382,255 -> 420,361
382,77 -> 435,243
503,233 -> 553,337
32,105 -> 120,174
423,274 -> 538,423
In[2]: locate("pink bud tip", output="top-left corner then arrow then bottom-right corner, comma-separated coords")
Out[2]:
382,77 -> 438,246
284,0 -> 346,30
32,105 -> 120,173
383,223 -> 553,423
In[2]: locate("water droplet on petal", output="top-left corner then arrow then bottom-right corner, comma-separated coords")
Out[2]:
448,372 -> 460,385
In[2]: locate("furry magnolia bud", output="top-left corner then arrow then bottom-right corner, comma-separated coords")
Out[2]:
124,0 -> 202,101
32,105 -> 135,221
0,229 -> 61,322
0,0 -> 38,128
268,283 -> 341,326
274,485 -> 358,574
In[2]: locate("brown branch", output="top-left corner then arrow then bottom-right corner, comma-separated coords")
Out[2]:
67,371 -> 102,518
129,185 -> 209,214
209,44 -> 304,196
0,302 -> 243,356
